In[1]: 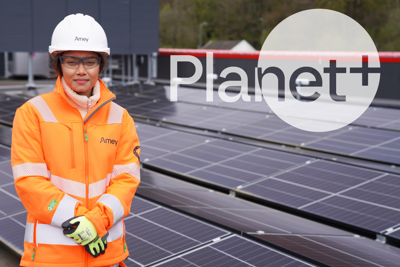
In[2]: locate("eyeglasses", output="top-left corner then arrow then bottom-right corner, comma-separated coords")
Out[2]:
59,56 -> 101,69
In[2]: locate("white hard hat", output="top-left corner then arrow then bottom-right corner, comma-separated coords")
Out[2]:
49,13 -> 110,57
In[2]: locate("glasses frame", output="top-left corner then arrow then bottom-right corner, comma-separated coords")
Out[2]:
59,56 -> 102,69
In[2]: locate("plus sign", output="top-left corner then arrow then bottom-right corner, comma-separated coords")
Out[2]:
350,55 -> 380,86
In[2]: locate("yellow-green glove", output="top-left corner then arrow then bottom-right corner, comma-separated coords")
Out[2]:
85,232 -> 109,258
62,216 -> 97,246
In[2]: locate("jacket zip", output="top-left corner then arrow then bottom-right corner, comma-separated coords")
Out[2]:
83,97 -> 115,267
122,219 -> 126,252
84,125 -> 89,267
87,98 -> 91,113
32,220 -> 38,261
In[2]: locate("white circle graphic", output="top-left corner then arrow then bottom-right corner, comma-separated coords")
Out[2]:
258,9 -> 380,132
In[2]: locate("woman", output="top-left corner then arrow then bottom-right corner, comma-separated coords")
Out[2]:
11,14 -> 140,267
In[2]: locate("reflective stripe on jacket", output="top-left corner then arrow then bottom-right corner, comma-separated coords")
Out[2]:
12,76 -> 140,267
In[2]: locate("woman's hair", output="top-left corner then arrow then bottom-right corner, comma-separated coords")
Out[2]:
49,52 -> 108,78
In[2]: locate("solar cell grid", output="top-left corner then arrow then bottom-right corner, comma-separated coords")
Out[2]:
123,205 -> 230,266
135,123 -> 173,140
354,146 -> 400,164
340,175 -> 400,210
127,217 -> 200,254
220,158 -> 288,176
187,169 -> 248,188
0,217 -> 25,252
251,149 -> 311,164
307,138 -> 367,154
156,235 -> 314,267
0,168 -> 13,187
268,161 -> 380,194
139,208 -> 227,243
302,196 -> 400,232
381,139 -> 400,150
140,145 -> 169,160
325,127 -> 399,145
0,190 -> 25,219
178,149 -> 228,163
147,158 -> 195,173
160,153 -> 210,169
253,233 -> 400,267
0,146 -> 11,160
130,197 -> 158,215
242,178 -> 330,208
380,120 -> 400,130
123,258 -> 142,267
125,233 -> 171,266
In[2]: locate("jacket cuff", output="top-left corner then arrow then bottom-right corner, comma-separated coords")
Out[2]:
84,207 -> 108,238
74,203 -> 88,217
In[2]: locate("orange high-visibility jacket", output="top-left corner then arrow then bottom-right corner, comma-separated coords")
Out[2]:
11,76 -> 140,267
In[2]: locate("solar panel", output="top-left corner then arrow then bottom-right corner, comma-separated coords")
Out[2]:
0,146 -> 11,160
0,214 -> 25,254
0,163 -> 13,186
124,206 -> 229,266
138,169 -> 351,236
302,196 -> 400,232
0,96 -> 26,125
242,178 -> 331,208
340,174 -> 400,209
305,128 -> 400,164
251,233 -> 400,267
239,160 -> 400,233
144,133 -> 314,188
355,146 -> 400,165
156,235 -> 315,267
137,123 -> 210,162
130,196 -> 158,215
0,189 -> 25,219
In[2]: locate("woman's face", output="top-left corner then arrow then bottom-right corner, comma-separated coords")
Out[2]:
61,50 -> 100,97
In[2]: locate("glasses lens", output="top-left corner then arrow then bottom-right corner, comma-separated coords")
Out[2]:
60,57 -> 79,68
83,57 -> 100,69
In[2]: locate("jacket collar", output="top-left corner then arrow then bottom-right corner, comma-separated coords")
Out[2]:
54,76 -> 116,122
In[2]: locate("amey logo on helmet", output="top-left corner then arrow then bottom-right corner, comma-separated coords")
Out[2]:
170,52 -> 380,103
75,37 -> 89,42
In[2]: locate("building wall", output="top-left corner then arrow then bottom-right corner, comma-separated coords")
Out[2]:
0,0 -> 159,54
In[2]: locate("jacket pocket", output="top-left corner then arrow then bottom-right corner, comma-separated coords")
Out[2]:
69,129 -> 75,169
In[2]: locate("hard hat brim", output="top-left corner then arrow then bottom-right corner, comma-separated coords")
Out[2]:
49,46 -> 110,58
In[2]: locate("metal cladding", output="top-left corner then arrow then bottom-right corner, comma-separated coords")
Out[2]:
0,0 -> 159,54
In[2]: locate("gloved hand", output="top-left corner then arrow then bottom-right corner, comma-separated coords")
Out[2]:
85,232 -> 109,258
62,216 -> 97,246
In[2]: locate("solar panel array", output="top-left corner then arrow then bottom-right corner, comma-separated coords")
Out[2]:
138,168 -> 400,267
0,94 -> 27,126
135,122 -> 400,242
123,84 -> 400,131
1,85 -> 400,265
114,85 -> 400,166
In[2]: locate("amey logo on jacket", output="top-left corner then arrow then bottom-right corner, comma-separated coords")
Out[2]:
100,137 -> 118,146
